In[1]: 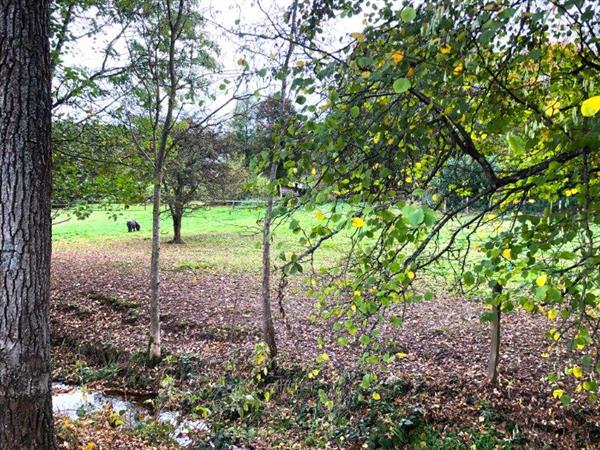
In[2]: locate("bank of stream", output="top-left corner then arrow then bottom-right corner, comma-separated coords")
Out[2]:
52,383 -> 208,447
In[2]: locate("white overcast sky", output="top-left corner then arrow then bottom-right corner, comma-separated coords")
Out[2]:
58,0 -> 364,120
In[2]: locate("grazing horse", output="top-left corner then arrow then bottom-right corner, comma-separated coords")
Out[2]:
126,219 -> 140,232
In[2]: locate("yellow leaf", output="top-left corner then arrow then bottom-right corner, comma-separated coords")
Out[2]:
396,352 -> 408,358
502,248 -> 512,259
373,132 -> 382,144
311,166 -> 317,176
315,210 -> 326,221
536,274 -> 547,287
440,44 -> 452,55
372,392 -> 381,400
391,50 -> 405,64
453,62 -> 464,76
581,95 -> 600,117
351,217 -> 365,228
407,271 -> 415,280
573,365 -> 583,378
552,331 -> 561,341
256,352 -> 267,365
320,352 -> 330,362
108,411 -> 125,428
236,57 -> 246,66
407,66 -> 416,78
545,99 -> 560,117
564,187 -> 578,197
547,309 -> 558,320
432,193 -> 440,202
350,32 -> 365,42
552,389 -> 564,399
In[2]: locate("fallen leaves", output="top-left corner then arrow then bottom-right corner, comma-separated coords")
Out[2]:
49,240 -> 600,448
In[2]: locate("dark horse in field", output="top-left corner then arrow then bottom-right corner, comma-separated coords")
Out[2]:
127,219 -> 140,232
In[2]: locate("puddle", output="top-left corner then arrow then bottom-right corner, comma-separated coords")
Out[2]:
52,383 -> 209,447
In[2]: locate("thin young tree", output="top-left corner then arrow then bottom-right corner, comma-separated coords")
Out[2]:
0,0 -> 55,447
117,0 -> 217,363
260,0 -> 301,358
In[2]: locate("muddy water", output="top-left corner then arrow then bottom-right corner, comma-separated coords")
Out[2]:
52,383 -> 209,447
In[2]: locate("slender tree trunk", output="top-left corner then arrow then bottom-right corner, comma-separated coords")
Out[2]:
260,0 -> 300,359
0,0 -> 55,448
149,174 -> 162,364
487,283 -> 502,385
261,161 -> 279,357
145,0 -> 183,364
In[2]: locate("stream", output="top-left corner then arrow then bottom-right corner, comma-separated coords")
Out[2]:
52,383 -> 209,447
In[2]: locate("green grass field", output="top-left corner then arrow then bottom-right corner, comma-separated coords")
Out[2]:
52,204 -> 348,273
51,203 -> 511,276
52,204 -> 268,242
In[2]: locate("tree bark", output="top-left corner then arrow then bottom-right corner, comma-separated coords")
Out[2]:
0,0 -> 55,448
487,283 -> 502,385
170,205 -> 184,244
261,162 -> 279,358
149,175 -> 162,364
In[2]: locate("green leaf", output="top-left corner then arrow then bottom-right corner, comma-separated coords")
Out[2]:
546,287 -> 561,302
506,132 -> 526,153
400,7 -> 416,23
560,394 -> 572,406
337,336 -> 349,346
350,105 -> 360,118
359,335 -> 371,345
393,78 -> 411,94
408,208 -> 424,226
535,286 -> 548,300
464,271 -> 475,286
390,315 -> 403,326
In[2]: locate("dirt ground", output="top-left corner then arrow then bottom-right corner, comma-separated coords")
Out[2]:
49,240 -> 600,448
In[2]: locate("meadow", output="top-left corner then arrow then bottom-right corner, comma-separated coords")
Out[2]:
52,204 -> 350,273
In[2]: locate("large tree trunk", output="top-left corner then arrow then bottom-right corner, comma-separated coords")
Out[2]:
487,283 -> 503,385
0,0 -> 55,448
149,176 -> 162,364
